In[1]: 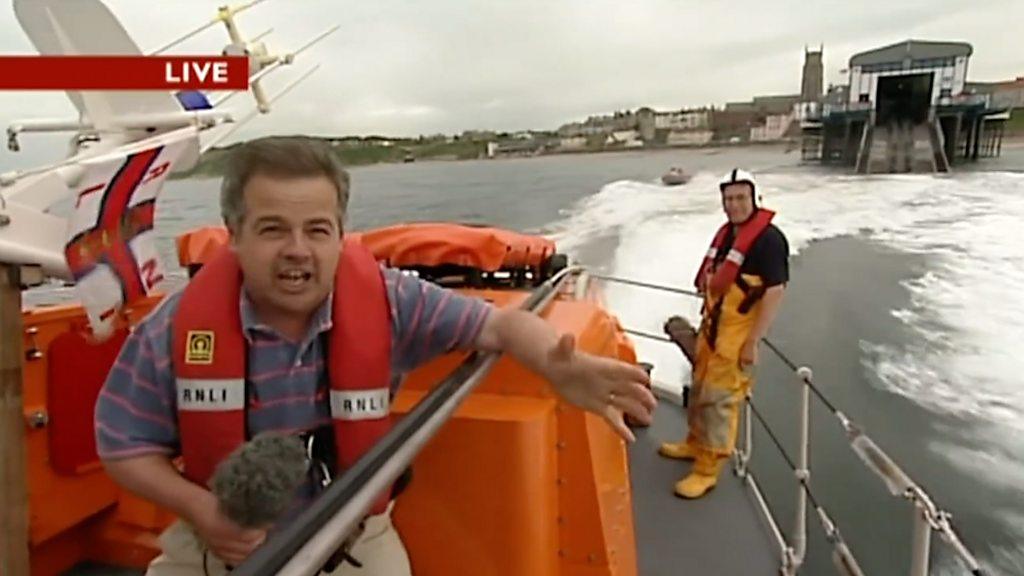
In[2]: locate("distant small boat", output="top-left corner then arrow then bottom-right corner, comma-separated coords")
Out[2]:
661,167 -> 690,185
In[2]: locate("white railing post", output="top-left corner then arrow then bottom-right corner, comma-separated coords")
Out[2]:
736,395 -> 752,478
585,275 -> 988,576
910,502 -> 932,576
792,366 -> 812,571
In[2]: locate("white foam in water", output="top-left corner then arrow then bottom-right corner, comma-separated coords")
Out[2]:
547,172 -> 730,392
550,169 -> 1024,561
553,170 -> 1024,421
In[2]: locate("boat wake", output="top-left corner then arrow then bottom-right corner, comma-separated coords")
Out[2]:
553,170 -> 1024,425
550,169 -> 1024,570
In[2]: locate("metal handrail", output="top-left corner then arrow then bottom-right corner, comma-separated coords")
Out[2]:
594,273 -> 986,575
234,265 -> 582,576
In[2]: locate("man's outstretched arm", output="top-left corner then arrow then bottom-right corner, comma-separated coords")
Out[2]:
473,307 -> 657,441
383,269 -> 656,439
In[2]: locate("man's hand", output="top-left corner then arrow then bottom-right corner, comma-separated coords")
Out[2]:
545,333 -> 656,442
740,338 -> 759,368
187,491 -> 267,566
102,455 -> 267,566
474,308 -> 657,442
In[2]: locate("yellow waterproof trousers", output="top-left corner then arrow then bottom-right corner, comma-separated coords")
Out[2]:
684,274 -> 763,478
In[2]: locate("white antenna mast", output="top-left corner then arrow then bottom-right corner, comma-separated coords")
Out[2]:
202,64 -> 321,152
149,0 -> 269,55
150,0 -> 336,114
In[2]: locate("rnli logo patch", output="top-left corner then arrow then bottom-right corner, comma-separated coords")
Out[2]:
185,331 -> 214,364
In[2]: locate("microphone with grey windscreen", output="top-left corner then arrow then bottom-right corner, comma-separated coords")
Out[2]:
209,432 -> 368,572
209,432 -> 311,530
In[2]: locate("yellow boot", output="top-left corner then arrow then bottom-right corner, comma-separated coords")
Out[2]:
674,471 -> 718,499
674,453 -> 725,499
658,441 -> 697,461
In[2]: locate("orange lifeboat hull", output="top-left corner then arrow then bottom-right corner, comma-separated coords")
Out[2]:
20,225 -> 641,576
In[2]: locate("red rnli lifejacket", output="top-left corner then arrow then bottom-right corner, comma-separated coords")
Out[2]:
694,208 -> 775,295
171,239 -> 393,514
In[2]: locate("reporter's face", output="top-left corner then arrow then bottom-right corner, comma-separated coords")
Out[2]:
231,173 -> 342,321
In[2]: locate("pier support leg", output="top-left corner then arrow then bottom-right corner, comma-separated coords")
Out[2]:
843,121 -> 852,166
970,117 -> 978,158
963,119 -> 972,160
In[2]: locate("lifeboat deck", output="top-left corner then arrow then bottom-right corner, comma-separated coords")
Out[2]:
629,402 -> 779,575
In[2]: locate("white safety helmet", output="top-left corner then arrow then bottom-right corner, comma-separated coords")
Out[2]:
718,168 -> 760,207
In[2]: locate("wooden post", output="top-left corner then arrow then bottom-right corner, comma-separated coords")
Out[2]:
1,263 -> 30,576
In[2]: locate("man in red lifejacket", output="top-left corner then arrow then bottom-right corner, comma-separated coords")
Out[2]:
659,168 -> 789,499
94,136 -> 656,576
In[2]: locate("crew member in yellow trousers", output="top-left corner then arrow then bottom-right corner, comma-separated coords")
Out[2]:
660,169 -> 789,499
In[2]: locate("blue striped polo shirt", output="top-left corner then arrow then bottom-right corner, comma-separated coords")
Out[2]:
94,266 -> 493,464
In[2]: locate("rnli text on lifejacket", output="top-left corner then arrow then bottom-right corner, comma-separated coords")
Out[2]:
330,390 -> 390,420
182,387 -> 227,404
343,397 -> 384,414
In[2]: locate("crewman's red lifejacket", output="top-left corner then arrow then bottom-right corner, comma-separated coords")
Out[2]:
694,208 -> 775,295
171,239 -> 394,514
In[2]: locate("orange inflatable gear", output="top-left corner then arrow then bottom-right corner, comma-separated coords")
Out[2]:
350,223 -> 556,271
175,226 -> 229,271
177,224 -> 557,273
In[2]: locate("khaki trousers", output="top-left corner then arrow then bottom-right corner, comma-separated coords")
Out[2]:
146,503 -> 411,576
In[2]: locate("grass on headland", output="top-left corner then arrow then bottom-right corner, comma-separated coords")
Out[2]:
172,137 -> 487,179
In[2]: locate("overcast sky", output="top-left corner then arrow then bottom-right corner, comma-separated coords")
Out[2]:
0,0 -> 1020,148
